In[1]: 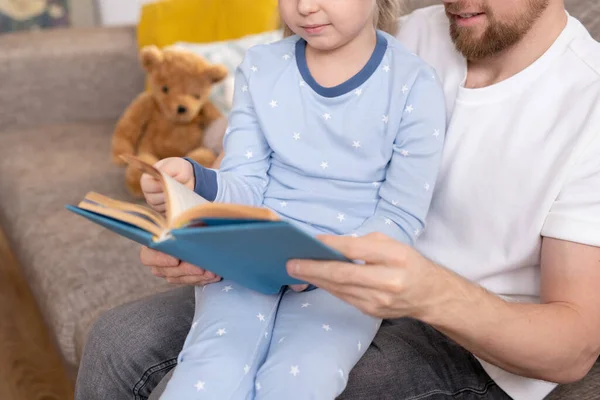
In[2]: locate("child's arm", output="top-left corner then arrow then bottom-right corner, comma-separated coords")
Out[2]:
353,68 -> 446,246
185,54 -> 271,207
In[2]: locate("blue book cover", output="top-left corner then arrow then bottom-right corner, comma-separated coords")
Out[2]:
65,204 -> 350,294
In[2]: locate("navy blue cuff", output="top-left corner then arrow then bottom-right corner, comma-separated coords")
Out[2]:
183,158 -> 218,202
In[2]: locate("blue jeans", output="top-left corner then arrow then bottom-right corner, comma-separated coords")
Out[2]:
75,286 -> 512,400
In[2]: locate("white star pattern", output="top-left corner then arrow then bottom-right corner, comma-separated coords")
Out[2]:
354,88 -> 362,96
400,149 -> 409,157
283,54 -> 291,60
279,337 -> 286,343
264,332 -> 269,338
256,382 -> 262,391
323,113 -> 331,120
382,115 -> 389,124
337,213 -> 345,222
244,364 -> 250,374
299,81 -> 306,87
320,161 -> 329,169
358,341 -> 362,351
424,183 -> 431,191
257,313 -> 266,322
301,303 -> 311,308
405,104 -> 414,114
191,321 -> 198,329
352,141 -> 361,149
216,328 -> 227,336
339,369 -> 344,378
385,218 -> 392,225
351,233 -> 359,238
433,129 -> 440,138
251,65 -> 258,72
194,381 -> 205,391
322,324 -> 332,332
401,85 -> 409,94
222,285 -> 233,292
383,65 -> 390,72
293,132 -> 301,140
414,229 -> 422,237
280,201 -> 288,208
290,366 -> 300,376
372,181 -> 380,187
242,85 -> 248,92
245,150 -> 253,159
270,100 -> 278,108
392,200 -> 399,206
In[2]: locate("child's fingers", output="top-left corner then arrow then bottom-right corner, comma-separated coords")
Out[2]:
154,158 -> 193,184
140,173 -> 163,194
144,193 -> 166,210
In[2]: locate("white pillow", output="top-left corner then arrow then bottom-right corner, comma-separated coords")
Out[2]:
168,30 -> 284,115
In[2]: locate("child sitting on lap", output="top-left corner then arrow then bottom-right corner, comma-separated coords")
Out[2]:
145,0 -> 446,398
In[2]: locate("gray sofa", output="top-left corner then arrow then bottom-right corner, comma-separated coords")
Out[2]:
0,0 -> 598,398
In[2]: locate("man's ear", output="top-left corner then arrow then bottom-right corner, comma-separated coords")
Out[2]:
206,65 -> 228,83
140,45 -> 164,72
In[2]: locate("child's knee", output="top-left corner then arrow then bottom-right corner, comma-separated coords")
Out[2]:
161,348 -> 253,399
255,357 -> 347,399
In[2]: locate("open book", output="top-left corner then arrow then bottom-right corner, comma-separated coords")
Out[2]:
75,154 -> 280,242
66,155 -> 349,294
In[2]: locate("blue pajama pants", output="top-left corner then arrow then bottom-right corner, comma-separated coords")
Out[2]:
160,279 -> 381,400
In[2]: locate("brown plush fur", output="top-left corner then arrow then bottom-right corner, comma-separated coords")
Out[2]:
111,45 -> 228,197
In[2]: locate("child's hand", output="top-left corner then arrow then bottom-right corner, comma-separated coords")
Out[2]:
141,157 -> 195,214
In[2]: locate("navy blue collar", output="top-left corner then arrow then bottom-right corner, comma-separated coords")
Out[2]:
295,31 -> 388,98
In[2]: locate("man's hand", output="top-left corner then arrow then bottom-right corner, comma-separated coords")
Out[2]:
140,246 -> 222,285
288,232 -> 600,384
286,233 -> 452,319
141,157 -> 195,214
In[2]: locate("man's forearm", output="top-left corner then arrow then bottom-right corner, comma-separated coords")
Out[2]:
420,266 -> 599,384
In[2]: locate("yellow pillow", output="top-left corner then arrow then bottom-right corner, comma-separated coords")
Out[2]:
137,0 -> 280,49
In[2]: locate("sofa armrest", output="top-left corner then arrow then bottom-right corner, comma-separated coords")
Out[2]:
0,26 -> 145,129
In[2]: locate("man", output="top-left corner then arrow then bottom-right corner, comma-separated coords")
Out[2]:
75,1 -> 600,399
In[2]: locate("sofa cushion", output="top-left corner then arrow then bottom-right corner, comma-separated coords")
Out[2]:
0,121 -> 173,369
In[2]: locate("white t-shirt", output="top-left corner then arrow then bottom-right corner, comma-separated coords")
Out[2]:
396,5 -> 600,400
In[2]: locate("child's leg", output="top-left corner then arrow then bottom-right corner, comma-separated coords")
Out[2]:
160,280 -> 283,400
254,288 -> 382,399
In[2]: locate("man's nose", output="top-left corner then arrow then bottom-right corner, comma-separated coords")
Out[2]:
297,0 -> 319,16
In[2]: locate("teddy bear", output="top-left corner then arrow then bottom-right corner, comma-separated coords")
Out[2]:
110,45 -> 228,197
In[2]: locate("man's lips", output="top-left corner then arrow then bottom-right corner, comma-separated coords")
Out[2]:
447,11 -> 486,25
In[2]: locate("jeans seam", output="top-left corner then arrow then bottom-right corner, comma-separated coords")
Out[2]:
132,358 -> 178,400
405,379 -> 498,400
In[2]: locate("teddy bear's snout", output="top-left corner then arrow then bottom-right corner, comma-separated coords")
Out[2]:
177,105 -> 188,115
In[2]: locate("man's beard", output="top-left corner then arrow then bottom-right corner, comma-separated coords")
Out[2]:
447,0 -> 549,60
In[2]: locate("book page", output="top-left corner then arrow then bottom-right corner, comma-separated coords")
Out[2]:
160,172 -> 209,224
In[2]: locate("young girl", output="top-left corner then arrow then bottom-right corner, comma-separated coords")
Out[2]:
151,0 -> 446,398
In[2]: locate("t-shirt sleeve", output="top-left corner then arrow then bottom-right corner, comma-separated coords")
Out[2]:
541,134 -> 600,246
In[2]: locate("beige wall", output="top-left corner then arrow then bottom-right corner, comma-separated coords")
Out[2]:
69,0 -> 97,27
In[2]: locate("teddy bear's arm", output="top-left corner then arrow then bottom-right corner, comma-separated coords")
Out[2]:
111,92 -> 155,165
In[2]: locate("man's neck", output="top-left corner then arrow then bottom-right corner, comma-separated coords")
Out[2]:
465,4 -> 568,89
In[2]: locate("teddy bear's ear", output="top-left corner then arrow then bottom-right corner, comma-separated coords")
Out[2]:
206,65 -> 229,84
140,45 -> 164,72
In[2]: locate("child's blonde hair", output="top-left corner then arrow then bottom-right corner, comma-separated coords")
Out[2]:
281,0 -> 402,37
